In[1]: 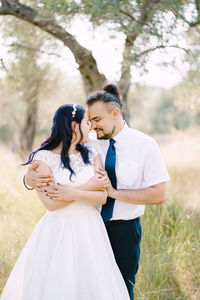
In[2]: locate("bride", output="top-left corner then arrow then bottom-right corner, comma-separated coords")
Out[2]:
1,104 -> 129,300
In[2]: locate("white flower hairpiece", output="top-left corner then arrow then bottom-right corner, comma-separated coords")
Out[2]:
72,104 -> 77,119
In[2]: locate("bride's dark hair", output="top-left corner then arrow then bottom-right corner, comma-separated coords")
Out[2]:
23,104 -> 91,179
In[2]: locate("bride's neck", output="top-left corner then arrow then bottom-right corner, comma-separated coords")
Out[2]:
52,142 -> 78,156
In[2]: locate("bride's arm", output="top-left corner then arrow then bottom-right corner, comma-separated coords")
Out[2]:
24,155 -> 104,192
77,155 -> 109,191
33,160 -> 73,211
45,155 -> 108,207
45,184 -> 107,207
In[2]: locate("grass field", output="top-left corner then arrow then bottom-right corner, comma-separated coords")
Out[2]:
0,130 -> 200,299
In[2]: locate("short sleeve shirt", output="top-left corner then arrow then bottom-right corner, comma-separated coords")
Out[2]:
87,123 -> 170,220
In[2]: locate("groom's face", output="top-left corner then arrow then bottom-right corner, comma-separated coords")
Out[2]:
88,101 -> 116,140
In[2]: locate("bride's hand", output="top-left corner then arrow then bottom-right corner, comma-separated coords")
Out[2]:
96,168 -> 116,198
87,167 -> 110,191
44,183 -> 75,202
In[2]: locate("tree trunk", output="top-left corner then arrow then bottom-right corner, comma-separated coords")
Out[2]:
19,96 -> 38,153
118,36 -> 135,125
118,0 -> 161,124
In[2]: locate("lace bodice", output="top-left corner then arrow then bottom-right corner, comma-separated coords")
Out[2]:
33,149 -> 97,186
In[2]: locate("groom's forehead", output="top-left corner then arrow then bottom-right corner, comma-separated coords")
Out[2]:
88,101 -> 107,117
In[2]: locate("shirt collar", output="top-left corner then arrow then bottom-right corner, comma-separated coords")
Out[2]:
113,121 -> 129,144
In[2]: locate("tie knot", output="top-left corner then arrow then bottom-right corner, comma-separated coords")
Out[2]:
110,138 -> 116,146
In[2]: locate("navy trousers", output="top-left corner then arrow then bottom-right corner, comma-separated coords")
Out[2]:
105,217 -> 142,300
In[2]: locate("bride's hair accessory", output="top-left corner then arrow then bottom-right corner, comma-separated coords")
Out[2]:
72,104 -> 77,119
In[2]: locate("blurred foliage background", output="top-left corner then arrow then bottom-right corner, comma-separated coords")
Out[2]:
0,0 -> 200,299
0,0 -> 200,153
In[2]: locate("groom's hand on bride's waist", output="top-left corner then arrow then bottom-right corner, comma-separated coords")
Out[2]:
25,161 -> 54,191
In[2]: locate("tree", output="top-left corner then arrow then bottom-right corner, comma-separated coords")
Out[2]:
0,0 -> 200,123
1,18 -> 53,153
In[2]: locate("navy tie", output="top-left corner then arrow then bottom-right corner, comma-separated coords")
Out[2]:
101,138 -> 117,222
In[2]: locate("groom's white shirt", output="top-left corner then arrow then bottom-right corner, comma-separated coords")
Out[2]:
87,122 -> 170,221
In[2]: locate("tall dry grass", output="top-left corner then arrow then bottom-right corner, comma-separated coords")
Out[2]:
0,129 -> 200,299
135,129 -> 200,299
0,146 -> 45,292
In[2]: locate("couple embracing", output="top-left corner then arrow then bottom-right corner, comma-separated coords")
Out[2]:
1,84 -> 169,300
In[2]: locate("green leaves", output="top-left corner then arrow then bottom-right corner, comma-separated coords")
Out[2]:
31,0 -> 80,15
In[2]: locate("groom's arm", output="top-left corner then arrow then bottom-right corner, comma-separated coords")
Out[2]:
31,160 -> 74,211
25,159 -> 107,210
105,137 -> 169,205
24,161 -> 75,211
44,156 -> 108,207
25,155 -> 104,191
24,161 -> 54,191
106,181 -> 166,205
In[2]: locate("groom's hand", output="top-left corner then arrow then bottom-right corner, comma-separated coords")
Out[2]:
25,161 -> 54,191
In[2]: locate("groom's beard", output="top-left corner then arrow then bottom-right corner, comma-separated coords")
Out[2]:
95,126 -> 116,140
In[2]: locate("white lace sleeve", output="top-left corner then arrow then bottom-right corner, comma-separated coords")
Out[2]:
33,150 -> 59,169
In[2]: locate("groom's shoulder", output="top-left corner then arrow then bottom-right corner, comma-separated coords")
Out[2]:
127,127 -> 155,145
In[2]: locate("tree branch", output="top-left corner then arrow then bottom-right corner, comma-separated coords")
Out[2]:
0,58 -> 7,71
119,9 -> 136,22
118,0 -> 160,95
0,0 -> 106,92
0,0 -> 37,16
133,44 -> 191,61
139,0 -> 160,24
168,2 -> 200,28
189,21 -> 200,27
167,6 -> 191,26
119,8 -> 150,26
2,42 -> 76,65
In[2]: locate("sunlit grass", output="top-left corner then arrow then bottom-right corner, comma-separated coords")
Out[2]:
0,130 -> 200,299
0,146 -> 45,293
135,129 -> 200,299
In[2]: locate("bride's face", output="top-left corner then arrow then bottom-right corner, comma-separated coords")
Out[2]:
74,112 -> 91,144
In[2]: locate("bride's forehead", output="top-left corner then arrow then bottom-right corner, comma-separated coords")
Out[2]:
83,110 -> 89,118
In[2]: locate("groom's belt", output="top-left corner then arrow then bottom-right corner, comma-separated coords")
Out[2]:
105,217 -> 140,226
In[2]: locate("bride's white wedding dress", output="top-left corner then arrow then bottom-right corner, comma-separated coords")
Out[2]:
1,150 -> 129,300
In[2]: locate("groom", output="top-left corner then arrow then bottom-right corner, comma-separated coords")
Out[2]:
25,84 -> 169,299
